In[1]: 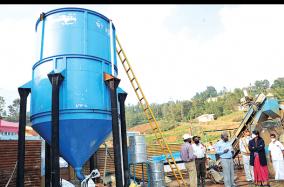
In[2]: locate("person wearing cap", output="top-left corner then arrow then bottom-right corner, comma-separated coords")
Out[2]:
239,129 -> 254,182
215,131 -> 236,187
180,133 -> 197,187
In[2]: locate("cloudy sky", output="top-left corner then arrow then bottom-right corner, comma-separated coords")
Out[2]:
1,4 -> 284,110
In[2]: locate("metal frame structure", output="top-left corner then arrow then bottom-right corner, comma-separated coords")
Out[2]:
104,73 -> 124,187
16,88 -> 31,187
118,92 -> 130,187
16,73 -> 64,187
48,73 -> 64,187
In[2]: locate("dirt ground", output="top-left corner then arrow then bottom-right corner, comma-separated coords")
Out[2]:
93,169 -> 284,187
167,170 -> 284,187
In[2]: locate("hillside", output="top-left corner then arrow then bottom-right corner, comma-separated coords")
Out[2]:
129,111 -> 245,145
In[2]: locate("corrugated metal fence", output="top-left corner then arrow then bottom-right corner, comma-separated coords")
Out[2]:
0,139 -> 185,185
0,140 -> 41,187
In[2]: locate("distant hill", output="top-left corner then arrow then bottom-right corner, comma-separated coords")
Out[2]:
129,111 -> 244,145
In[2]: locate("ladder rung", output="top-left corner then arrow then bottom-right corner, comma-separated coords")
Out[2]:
143,107 -> 148,111
131,78 -> 135,82
126,68 -> 131,73
139,97 -> 144,101
122,59 -> 126,64
176,177 -> 182,180
118,49 -> 122,54
135,87 -> 139,91
172,167 -> 179,172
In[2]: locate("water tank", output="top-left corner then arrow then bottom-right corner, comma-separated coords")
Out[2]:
148,160 -> 166,187
128,135 -> 147,164
27,7 -> 118,180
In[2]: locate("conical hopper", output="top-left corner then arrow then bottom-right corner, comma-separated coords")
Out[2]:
33,119 -> 112,178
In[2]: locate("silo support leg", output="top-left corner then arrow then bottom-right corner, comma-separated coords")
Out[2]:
118,92 -> 130,187
89,153 -> 97,183
45,142 -> 51,187
48,73 -> 64,187
104,73 -> 124,187
16,88 -> 31,187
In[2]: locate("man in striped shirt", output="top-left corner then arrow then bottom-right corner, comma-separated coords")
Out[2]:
180,133 -> 197,187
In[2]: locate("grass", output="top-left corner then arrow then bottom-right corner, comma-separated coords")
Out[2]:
142,111 -> 246,145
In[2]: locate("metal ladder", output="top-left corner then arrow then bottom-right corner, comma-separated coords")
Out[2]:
116,36 -> 187,186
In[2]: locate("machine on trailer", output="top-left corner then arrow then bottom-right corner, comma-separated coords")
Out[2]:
230,93 -> 284,176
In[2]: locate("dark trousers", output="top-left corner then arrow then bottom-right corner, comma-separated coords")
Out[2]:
195,157 -> 206,187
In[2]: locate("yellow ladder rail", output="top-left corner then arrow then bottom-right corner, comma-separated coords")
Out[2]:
116,36 -> 187,186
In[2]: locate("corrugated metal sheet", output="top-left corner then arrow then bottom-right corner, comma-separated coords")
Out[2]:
0,140 -> 41,187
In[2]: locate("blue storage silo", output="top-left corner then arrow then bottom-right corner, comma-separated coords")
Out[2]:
25,7 -> 118,180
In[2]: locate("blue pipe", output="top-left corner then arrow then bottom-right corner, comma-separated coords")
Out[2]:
75,167 -> 85,181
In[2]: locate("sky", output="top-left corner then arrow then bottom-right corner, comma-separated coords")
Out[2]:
1,4 -> 284,111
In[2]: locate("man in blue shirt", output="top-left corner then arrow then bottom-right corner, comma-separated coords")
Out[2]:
215,131 -> 237,187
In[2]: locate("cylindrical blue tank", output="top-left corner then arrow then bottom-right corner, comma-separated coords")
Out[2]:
30,7 -> 117,180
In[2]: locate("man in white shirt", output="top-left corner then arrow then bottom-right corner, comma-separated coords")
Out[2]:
239,129 -> 254,182
268,133 -> 284,180
192,136 -> 206,187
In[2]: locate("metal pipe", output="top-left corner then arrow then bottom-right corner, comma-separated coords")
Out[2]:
105,74 -> 123,187
89,154 -> 94,172
109,20 -> 115,76
118,93 -> 130,187
89,154 -> 95,183
16,88 -> 30,187
48,73 -> 64,187
75,168 -> 85,181
45,141 -> 51,187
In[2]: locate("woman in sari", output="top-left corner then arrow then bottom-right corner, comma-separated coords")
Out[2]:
248,130 -> 270,186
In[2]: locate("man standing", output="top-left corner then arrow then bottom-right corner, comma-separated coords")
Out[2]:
192,136 -> 207,187
239,129 -> 254,182
180,133 -> 197,187
268,133 -> 284,180
215,131 -> 236,187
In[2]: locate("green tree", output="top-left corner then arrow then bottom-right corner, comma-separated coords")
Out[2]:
205,86 -> 218,98
271,78 -> 284,89
254,79 -> 270,94
125,78 -> 284,128
7,98 -> 20,122
269,78 -> 284,99
0,96 -> 5,116
181,100 -> 192,121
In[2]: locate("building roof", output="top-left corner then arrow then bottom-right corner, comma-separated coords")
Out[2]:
0,119 -> 18,127
197,114 -> 215,118
0,119 -> 38,136
0,119 -> 18,133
